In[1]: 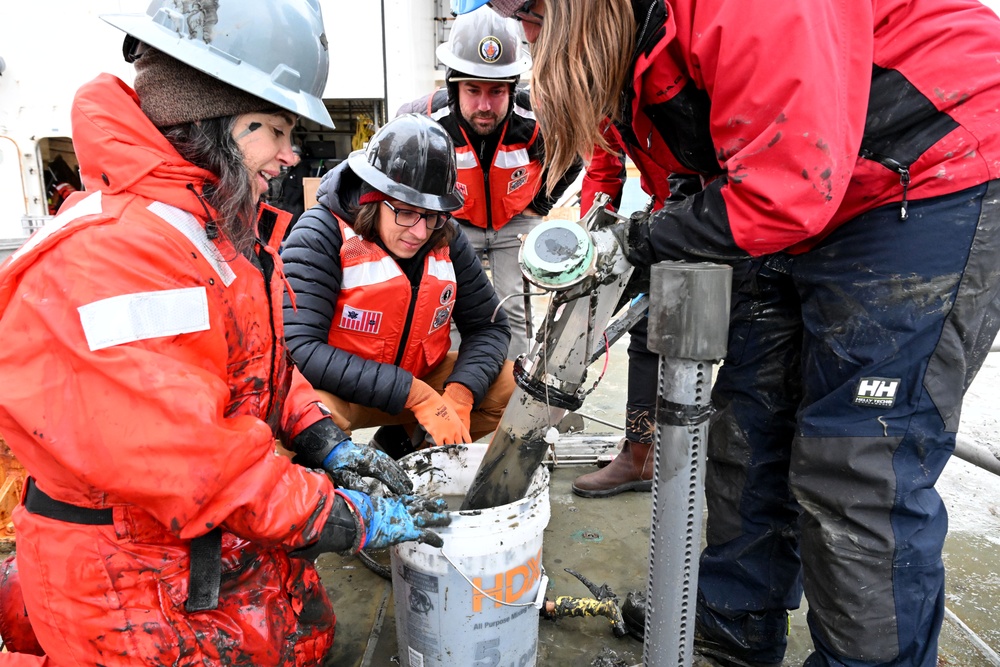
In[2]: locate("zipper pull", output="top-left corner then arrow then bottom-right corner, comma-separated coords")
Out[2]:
898,166 -> 911,221
879,155 -> 911,221
859,150 -> 911,221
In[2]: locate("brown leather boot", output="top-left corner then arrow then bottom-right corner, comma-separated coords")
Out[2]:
571,440 -> 654,498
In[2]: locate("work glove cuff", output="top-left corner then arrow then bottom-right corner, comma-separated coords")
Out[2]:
442,383 -> 474,407
290,417 -> 350,470
622,211 -> 655,268
404,378 -> 434,409
334,489 -> 370,553
290,490 -> 365,560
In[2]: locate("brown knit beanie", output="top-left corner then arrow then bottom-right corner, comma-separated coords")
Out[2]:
133,48 -> 276,127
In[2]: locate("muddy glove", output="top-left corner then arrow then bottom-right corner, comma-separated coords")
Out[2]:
405,379 -> 471,445
610,210 -> 655,269
291,489 -> 451,560
342,489 -> 450,550
613,188 -> 748,268
441,383 -> 474,432
291,417 -> 412,494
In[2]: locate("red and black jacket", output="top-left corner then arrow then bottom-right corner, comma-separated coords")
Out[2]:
592,0 -> 1000,256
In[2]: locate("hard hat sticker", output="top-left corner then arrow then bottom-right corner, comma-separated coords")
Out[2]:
479,36 -> 503,63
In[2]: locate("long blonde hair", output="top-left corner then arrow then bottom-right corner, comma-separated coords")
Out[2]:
530,0 -> 635,189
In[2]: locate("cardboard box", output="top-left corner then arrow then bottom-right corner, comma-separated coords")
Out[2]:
544,206 -> 581,221
303,177 -> 322,210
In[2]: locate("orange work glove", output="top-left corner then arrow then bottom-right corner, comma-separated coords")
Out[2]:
405,379 -> 471,445
442,383 -> 474,432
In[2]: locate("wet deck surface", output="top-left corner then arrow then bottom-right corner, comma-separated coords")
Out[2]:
317,456 -> 1000,666
316,342 -> 1000,666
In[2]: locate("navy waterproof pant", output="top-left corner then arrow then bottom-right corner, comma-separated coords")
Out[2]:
696,182 -> 1000,666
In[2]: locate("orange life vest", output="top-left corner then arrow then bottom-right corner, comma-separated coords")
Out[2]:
328,217 -> 456,379
427,90 -> 543,230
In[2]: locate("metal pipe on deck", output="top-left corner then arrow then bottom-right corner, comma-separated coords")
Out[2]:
643,262 -> 731,667
954,434 -> 1000,478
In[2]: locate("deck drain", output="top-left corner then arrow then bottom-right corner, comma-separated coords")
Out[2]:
572,529 -> 604,543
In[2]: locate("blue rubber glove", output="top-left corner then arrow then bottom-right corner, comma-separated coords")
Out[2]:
323,439 -> 413,495
340,489 -> 450,550
291,418 -> 413,495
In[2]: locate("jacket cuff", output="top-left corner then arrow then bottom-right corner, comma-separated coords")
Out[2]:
290,416 -> 349,469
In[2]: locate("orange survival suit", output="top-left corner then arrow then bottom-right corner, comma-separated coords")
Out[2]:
0,74 -> 339,666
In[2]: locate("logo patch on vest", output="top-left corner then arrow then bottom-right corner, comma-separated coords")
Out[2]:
455,181 -> 468,198
340,305 -> 382,334
430,303 -> 454,333
853,377 -> 900,407
479,36 -> 503,63
440,285 -> 455,304
508,175 -> 528,194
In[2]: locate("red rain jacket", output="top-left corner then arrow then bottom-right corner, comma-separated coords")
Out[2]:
586,0 -> 1000,255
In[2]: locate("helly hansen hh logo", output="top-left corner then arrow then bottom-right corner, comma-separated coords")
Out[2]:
854,377 -> 900,407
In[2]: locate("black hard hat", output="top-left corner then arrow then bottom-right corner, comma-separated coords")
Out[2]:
347,114 -> 464,212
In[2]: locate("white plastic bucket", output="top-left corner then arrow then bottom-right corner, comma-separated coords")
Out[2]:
391,443 -> 551,667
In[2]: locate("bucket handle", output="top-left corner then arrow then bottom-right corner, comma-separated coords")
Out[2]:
440,548 -> 549,610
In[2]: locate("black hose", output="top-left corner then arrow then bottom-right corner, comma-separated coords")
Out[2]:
357,549 -> 392,580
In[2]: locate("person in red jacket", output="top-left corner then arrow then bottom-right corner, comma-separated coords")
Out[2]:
0,1 -> 448,665
572,156 -> 707,499
281,114 -> 514,457
397,7 -> 582,361
460,0 -> 1000,666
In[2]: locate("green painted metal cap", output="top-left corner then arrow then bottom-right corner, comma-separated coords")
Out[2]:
519,219 -> 594,289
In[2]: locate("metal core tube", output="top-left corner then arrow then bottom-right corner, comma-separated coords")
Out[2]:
643,262 -> 732,667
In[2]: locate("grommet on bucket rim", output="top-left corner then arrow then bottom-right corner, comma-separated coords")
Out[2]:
391,443 -> 551,667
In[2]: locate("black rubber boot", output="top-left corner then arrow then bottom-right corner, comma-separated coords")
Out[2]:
619,590 -> 782,667
369,424 -> 416,460
621,590 -> 646,640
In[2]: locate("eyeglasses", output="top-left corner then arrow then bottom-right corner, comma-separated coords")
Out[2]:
384,201 -> 449,231
490,0 -> 543,24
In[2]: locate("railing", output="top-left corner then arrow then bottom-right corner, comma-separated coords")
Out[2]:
21,215 -> 50,235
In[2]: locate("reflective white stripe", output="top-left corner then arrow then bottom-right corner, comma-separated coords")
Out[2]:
11,191 -> 104,261
455,150 -> 479,170
342,256 -> 403,289
431,106 -> 451,122
427,256 -> 456,282
494,148 -> 530,169
513,104 -> 536,121
147,201 -> 237,287
343,225 -> 359,240
78,287 -> 210,351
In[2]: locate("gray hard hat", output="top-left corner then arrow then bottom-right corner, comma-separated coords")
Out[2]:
347,114 -> 464,213
101,0 -> 334,128
437,5 -> 532,81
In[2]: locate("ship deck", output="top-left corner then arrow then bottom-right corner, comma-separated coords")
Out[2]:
318,338 -> 1000,667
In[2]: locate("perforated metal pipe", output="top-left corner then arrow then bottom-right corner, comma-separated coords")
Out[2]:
643,262 -> 731,667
